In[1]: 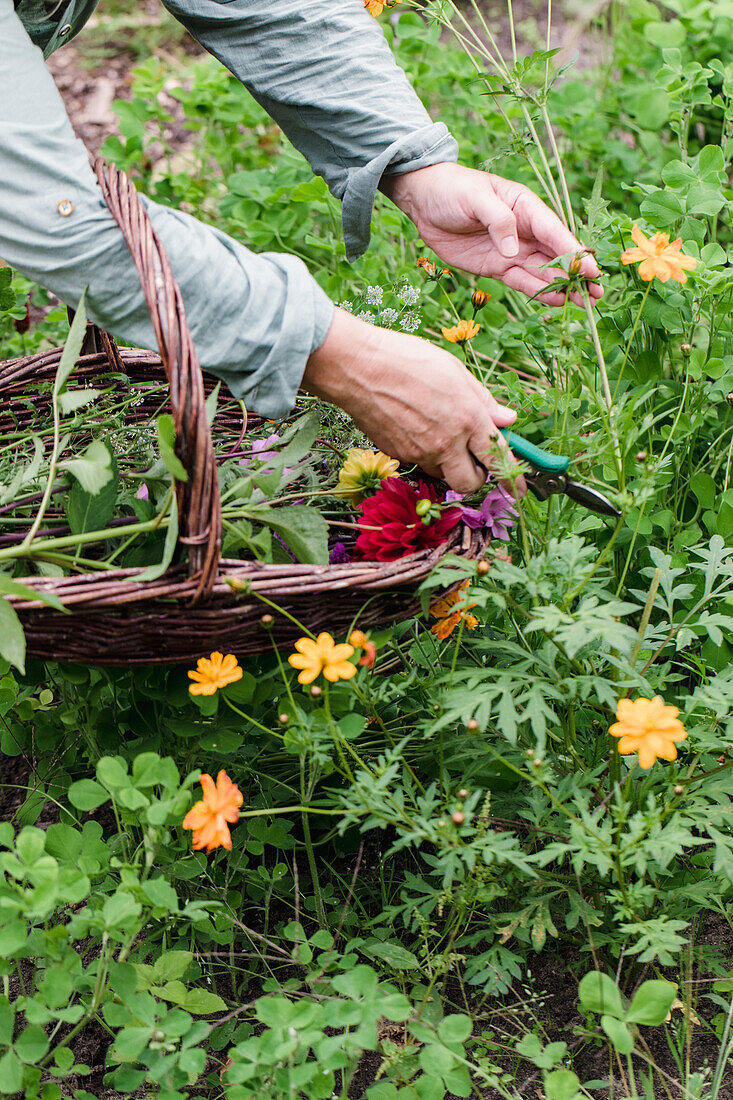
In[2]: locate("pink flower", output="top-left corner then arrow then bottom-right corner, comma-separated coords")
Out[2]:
136,483 -> 149,501
356,480 -> 461,562
445,485 -> 517,541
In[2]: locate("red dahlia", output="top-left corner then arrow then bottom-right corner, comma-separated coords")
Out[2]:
356,479 -> 462,562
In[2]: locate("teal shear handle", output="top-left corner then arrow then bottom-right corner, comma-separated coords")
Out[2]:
500,429 -> 570,474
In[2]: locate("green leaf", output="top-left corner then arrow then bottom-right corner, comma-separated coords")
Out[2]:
153,951 -> 192,982
600,1014 -> 634,1054
96,756 -> 129,791
625,87 -> 670,130
136,496 -> 178,582
0,1049 -> 23,1094
0,599 -> 25,675
176,988 -> 227,1015
247,504 -> 328,564
0,269 -> 15,313
438,1014 -> 472,1044
626,980 -> 677,1026
0,921 -> 27,958
141,878 -> 178,912
278,410 -> 320,465
643,19 -> 685,48
66,446 -> 118,535
0,575 -> 65,613
578,972 -> 624,1018
157,414 -> 188,483
54,292 -> 88,397
15,1024 -> 50,1063
58,388 -> 101,415
67,778 -> 110,811
205,382 -> 220,427
60,439 -> 113,494
544,1068 -> 581,1100
361,939 -> 419,971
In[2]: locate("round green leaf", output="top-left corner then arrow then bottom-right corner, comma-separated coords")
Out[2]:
15,1024 -> 50,1063
67,779 -> 109,812
601,1014 -> 634,1054
578,972 -> 624,1018
626,980 -> 677,1026
0,1049 -> 23,1093
438,1014 -> 472,1045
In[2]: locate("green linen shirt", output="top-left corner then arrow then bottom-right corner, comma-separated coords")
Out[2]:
2,0 -> 459,416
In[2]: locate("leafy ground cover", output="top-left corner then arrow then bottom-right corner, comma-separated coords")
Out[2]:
3,0 -> 733,1096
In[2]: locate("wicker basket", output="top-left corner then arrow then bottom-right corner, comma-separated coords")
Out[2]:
0,161 -> 485,666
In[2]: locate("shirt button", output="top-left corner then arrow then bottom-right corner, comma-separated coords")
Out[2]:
59,24 -> 72,36
57,199 -> 74,217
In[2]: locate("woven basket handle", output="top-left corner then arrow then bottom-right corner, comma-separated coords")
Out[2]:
94,159 -> 222,602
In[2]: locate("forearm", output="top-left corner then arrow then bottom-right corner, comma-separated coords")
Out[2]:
0,0 -> 333,418
162,0 -> 458,259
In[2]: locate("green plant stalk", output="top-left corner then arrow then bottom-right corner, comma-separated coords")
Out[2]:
300,754 -> 327,931
613,281 -> 653,399
629,568 -> 661,667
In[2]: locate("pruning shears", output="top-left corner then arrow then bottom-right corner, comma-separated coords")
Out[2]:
498,429 -> 621,518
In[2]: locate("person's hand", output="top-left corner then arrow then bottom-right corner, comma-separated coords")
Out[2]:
303,307 -> 526,497
382,163 -> 602,308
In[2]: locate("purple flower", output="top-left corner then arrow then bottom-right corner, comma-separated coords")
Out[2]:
136,483 -> 149,501
239,434 -> 281,468
446,485 -> 518,541
329,541 -> 351,564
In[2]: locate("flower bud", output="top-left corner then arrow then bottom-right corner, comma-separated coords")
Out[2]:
466,718 -> 480,731
437,818 -> 446,828
310,685 -> 322,698
433,703 -> 441,713
415,498 -> 432,516
278,713 -> 289,725
636,451 -> 647,462
349,630 -> 368,648
458,788 -> 469,798
472,289 -> 489,310
680,343 -> 691,355
260,613 -> 274,629
568,255 -> 583,276
525,747 -> 535,759
451,811 -> 465,825
673,784 -> 684,795
726,393 -> 733,405
532,757 -> 543,768
476,559 -> 490,576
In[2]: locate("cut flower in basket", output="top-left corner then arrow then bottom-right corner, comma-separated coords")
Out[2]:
446,484 -> 518,540
356,479 -> 461,562
335,447 -> 400,506
183,770 -> 243,852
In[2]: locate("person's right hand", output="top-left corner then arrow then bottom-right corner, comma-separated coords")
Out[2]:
303,307 -> 526,497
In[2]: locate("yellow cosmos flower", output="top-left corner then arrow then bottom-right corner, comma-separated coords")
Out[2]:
609,696 -> 688,769
335,448 -> 400,506
188,652 -> 243,696
430,580 -> 479,640
288,632 -> 357,684
441,319 -> 480,344
620,226 -> 697,284
183,770 -> 243,852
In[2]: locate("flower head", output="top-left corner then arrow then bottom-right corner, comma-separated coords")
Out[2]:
441,319 -> 480,344
609,696 -> 687,769
350,630 -> 377,668
416,257 -> 451,280
356,479 -> 462,562
445,485 -> 518,540
183,770 -> 243,852
288,632 -> 356,685
471,290 -> 490,310
364,0 -> 401,14
188,652 -> 243,696
620,226 -> 697,284
430,580 -> 479,639
335,448 -> 400,506
329,541 -> 351,564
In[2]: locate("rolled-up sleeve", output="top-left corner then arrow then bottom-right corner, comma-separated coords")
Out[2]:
0,0 -> 333,418
159,0 -> 460,260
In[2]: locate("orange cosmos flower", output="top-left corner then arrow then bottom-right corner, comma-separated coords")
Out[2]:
364,0 -> 401,14
350,630 -> 377,668
430,580 -> 479,639
183,770 -> 243,852
609,696 -> 688,769
441,319 -> 480,344
620,226 -> 697,284
288,632 -> 357,684
188,652 -> 243,696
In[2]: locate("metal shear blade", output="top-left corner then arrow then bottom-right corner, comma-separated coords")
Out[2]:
525,470 -> 620,517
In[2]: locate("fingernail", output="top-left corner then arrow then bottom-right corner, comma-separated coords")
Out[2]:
500,236 -> 519,257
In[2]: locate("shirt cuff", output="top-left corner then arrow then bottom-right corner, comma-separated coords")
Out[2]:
341,122 -> 458,262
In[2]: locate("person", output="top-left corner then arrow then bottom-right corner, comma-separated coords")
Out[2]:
2,0 -> 601,494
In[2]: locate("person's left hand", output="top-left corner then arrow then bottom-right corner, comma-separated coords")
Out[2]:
382,162 -> 603,308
